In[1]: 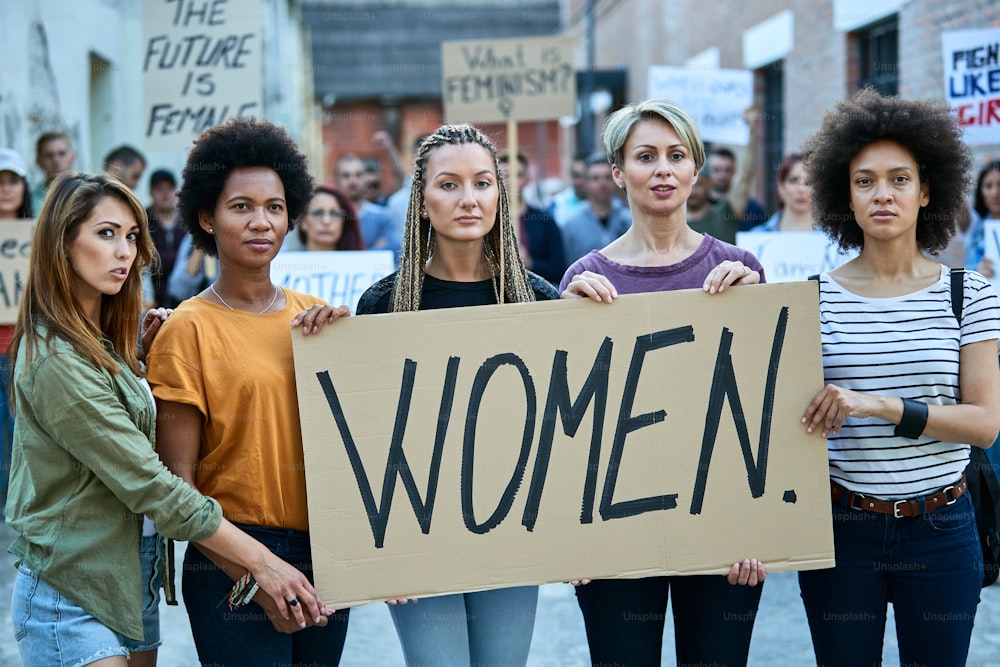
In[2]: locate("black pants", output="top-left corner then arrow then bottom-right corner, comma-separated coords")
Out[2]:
575,575 -> 762,667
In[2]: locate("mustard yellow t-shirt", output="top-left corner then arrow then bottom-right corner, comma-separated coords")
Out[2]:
147,289 -> 323,531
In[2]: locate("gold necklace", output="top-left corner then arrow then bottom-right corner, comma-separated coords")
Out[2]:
209,284 -> 279,314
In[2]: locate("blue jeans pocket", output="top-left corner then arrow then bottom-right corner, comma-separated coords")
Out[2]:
12,563 -> 39,642
927,493 -> 976,533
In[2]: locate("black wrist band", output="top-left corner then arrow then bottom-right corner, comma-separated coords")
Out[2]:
893,398 -> 928,439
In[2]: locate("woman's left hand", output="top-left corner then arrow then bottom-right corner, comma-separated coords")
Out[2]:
291,304 -> 351,335
727,558 -> 766,586
140,307 -> 172,352
703,261 -> 760,294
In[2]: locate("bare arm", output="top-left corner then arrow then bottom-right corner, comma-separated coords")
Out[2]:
802,338 -> 1000,445
727,106 -> 763,220
156,400 -> 331,632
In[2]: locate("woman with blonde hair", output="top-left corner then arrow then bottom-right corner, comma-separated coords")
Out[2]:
296,123 -> 558,666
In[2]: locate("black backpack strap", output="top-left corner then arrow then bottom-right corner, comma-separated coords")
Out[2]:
950,267 -> 964,324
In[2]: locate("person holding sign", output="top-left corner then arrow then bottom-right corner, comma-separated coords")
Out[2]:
297,184 -> 365,252
0,147 -> 34,514
963,161 -> 1000,276
751,153 -> 815,232
559,99 -> 766,667
6,172 -> 330,667
798,88 -> 1000,667
146,119 -> 350,666
297,123 -> 558,666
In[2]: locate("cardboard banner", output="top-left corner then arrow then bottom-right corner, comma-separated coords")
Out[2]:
736,231 -> 856,283
142,0 -> 263,152
294,282 -> 834,608
0,221 -> 33,325
270,251 -> 393,314
941,28 -> 1000,145
646,66 -> 753,145
442,35 -> 576,123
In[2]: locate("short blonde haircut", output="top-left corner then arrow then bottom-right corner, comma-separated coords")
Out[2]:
602,99 -> 706,173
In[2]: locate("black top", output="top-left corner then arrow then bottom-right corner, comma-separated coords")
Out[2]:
357,270 -> 559,315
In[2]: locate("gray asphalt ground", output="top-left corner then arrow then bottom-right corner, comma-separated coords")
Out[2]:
1,526 -> 998,666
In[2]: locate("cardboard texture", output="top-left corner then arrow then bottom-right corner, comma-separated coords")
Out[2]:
441,35 -> 575,124
293,282 -> 834,608
0,220 -> 32,324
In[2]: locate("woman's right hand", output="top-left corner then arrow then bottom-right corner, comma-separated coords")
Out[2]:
250,551 -> 334,630
291,304 -> 351,335
561,271 -> 618,303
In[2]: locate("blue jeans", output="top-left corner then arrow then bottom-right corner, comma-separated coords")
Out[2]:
122,533 -> 164,654
182,525 -> 350,667
575,575 -> 762,666
388,586 -> 538,667
799,488 -> 982,667
12,563 -> 130,667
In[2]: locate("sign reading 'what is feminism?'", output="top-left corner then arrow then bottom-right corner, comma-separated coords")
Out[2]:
442,35 -> 576,124
143,0 -> 263,151
294,282 -> 835,608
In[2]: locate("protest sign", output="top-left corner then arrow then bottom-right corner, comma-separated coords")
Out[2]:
0,221 -> 33,324
647,66 -> 753,145
293,282 -> 834,608
982,220 -> 1000,292
142,0 -> 263,151
941,28 -> 1000,145
270,251 -> 393,314
736,231 -> 856,283
441,35 -> 576,124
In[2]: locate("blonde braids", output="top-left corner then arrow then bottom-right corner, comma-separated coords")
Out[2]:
391,124 -> 536,312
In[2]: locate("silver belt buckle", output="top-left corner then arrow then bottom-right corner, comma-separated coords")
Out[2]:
893,500 -> 905,518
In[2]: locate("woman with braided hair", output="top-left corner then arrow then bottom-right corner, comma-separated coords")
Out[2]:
294,123 -> 555,666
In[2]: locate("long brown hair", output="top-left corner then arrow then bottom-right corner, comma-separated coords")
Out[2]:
9,172 -> 155,382
392,124 -> 535,312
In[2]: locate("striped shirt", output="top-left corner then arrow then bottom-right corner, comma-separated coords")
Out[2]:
817,265 -> 1000,498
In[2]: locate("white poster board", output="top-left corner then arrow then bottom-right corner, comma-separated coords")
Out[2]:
270,251 -> 393,314
647,67 -> 753,145
736,231 -> 856,283
982,220 -> 1000,292
941,28 -> 1000,145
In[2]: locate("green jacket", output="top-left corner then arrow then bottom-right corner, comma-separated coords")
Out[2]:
7,331 -> 222,640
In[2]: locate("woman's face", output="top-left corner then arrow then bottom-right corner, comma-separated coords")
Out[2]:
848,139 -> 929,241
422,143 -> 498,245
302,191 -> 345,250
981,168 -> 1000,219
777,160 -> 811,217
612,119 -> 697,218
0,171 -> 26,219
200,167 -> 288,268
65,196 -> 139,311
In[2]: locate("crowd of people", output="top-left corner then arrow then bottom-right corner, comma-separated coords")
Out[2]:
1,85 -> 998,667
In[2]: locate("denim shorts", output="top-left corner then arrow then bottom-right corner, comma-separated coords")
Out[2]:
122,533 -> 164,653
12,563 -> 130,667
12,534 -> 164,666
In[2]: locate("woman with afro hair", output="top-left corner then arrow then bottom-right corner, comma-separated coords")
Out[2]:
798,87 -> 1000,666
146,117 -> 350,665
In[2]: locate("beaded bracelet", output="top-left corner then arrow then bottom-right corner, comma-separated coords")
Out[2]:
225,572 -> 260,611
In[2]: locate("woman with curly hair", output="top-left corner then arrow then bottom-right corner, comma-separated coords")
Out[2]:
798,88 -> 1000,666
298,184 -> 365,251
7,172 -> 328,667
295,123 -> 556,666
146,117 -> 350,665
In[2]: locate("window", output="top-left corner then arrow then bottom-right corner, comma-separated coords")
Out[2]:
855,17 -> 899,95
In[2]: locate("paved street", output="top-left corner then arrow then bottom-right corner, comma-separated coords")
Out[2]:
1,524 -> 998,666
